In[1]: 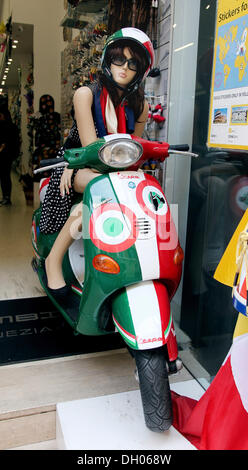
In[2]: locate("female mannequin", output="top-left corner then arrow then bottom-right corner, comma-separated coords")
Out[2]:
40,28 -> 154,300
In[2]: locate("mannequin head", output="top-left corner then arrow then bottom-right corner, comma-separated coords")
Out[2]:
109,46 -> 138,89
101,27 -> 154,95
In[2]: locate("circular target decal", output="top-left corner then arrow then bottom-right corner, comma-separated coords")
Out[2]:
230,176 -> 248,217
136,179 -> 168,220
89,203 -> 138,252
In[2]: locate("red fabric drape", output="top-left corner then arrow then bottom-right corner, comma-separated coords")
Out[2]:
172,355 -> 248,450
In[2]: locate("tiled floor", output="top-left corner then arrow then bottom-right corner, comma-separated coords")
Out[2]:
0,172 -> 44,300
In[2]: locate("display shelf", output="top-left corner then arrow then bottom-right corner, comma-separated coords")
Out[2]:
60,11 -> 107,136
56,381 -> 205,450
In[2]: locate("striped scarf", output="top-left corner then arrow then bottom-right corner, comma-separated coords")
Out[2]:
92,85 -> 135,138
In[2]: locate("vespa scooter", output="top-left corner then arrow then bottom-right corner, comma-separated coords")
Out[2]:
32,134 -> 197,432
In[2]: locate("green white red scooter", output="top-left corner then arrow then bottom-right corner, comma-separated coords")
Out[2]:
32,133 -> 197,432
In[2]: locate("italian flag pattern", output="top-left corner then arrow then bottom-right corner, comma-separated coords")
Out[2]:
108,171 -> 178,280
112,279 -> 177,357
108,170 -> 178,353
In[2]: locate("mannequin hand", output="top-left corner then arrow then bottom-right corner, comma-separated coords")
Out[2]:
60,167 -> 74,197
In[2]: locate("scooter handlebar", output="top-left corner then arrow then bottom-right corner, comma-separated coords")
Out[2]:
132,136 -> 170,163
131,137 -> 198,168
169,144 -> 189,152
39,157 -> 65,167
33,157 -> 67,174
33,138 -> 198,175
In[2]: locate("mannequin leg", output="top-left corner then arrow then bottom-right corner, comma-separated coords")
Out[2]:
45,203 -> 82,289
45,168 -> 100,290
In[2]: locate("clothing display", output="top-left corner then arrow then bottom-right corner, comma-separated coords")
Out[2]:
35,115 -> 60,150
32,95 -> 61,170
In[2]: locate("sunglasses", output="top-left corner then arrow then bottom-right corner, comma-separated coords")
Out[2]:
111,55 -> 138,72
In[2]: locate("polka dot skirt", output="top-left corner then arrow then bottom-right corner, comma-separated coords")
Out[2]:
39,122 -> 81,234
39,82 -> 101,234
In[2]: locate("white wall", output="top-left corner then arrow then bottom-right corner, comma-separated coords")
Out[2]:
0,0 -> 11,24
2,0 -> 65,113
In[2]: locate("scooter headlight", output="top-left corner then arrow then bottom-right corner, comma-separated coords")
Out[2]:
99,139 -> 143,168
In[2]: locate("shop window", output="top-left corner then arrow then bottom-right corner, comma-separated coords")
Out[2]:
180,0 -> 246,381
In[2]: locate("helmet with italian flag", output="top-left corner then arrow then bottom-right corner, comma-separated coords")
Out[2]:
101,27 -> 154,93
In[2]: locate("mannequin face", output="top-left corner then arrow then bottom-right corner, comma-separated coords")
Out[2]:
110,47 -> 137,88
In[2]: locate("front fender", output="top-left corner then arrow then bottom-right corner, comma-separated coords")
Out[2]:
112,280 -> 178,359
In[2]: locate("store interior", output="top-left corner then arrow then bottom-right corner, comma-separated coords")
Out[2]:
0,0 -> 177,362
0,0 -> 240,450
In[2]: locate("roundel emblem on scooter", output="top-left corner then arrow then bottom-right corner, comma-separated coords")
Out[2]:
89,203 -> 138,252
102,217 -> 124,237
136,179 -> 168,219
230,176 -> 248,217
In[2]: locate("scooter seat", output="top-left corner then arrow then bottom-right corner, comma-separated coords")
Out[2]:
39,177 -> 50,203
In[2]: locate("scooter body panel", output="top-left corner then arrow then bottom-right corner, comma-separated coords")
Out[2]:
32,168 -> 182,338
76,171 -> 182,336
108,171 -> 182,297
112,280 -> 178,359
76,174 -> 143,335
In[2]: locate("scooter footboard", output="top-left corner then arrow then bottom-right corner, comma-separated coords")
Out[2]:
112,280 -> 178,359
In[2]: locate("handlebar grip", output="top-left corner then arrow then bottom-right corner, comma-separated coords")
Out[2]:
39,157 -> 65,167
169,144 -> 190,152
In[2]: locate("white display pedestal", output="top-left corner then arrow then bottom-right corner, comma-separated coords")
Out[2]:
56,380 -> 204,450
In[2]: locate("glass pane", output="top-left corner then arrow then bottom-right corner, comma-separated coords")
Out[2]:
180,0 -> 245,381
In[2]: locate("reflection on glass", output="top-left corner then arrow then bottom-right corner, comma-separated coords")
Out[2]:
180,0 -> 248,379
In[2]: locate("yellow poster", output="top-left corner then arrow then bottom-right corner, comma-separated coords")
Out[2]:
207,0 -> 248,150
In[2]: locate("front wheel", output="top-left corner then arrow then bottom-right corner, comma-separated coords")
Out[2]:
132,347 -> 173,432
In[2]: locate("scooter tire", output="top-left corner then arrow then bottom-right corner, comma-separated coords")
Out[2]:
132,347 -> 173,433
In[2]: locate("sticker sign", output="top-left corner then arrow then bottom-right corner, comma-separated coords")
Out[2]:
208,0 -> 248,150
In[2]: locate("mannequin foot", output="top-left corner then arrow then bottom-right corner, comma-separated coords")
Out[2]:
45,255 -> 66,290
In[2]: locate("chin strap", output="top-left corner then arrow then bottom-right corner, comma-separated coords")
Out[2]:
120,84 -> 139,107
